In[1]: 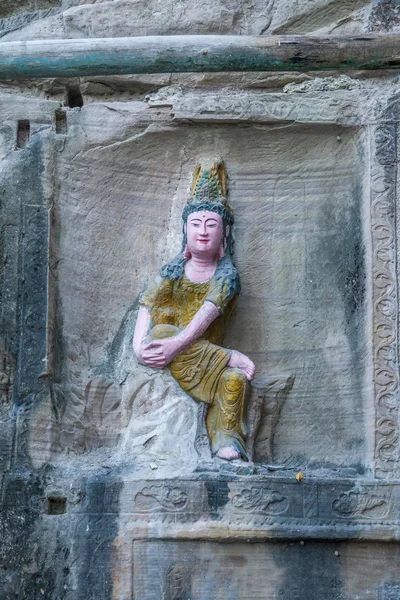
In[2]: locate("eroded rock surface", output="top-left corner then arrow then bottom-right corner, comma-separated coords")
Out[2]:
1,0 -> 399,42
1,1 -> 400,599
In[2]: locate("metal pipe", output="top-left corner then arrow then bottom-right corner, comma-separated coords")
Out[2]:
0,34 -> 399,79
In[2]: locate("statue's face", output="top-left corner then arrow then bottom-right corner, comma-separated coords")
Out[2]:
186,210 -> 224,258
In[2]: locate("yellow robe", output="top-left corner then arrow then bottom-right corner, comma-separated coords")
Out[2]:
140,274 -> 248,456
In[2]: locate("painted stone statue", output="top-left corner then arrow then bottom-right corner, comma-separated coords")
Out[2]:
133,160 -> 255,461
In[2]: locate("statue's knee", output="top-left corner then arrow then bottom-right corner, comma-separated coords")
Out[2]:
221,369 -> 247,394
150,324 -> 180,340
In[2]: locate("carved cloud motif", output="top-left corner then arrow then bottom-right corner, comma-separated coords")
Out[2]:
231,487 -> 289,515
332,491 -> 390,520
135,486 -> 189,512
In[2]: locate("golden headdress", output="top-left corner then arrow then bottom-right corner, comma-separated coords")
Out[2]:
182,160 -> 234,225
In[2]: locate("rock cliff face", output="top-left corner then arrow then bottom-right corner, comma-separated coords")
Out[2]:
0,0 -> 399,41
1,1 -> 400,599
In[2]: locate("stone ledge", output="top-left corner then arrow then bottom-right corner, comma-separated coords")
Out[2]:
16,474 -> 398,541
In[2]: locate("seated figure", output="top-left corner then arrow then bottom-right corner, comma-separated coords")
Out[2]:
133,160 -> 255,460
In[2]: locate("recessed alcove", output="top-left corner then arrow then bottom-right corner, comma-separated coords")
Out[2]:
16,119 -> 30,149
47,496 -> 67,515
54,119 -> 371,472
55,109 -> 68,135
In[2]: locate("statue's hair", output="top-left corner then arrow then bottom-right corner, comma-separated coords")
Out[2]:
160,253 -> 240,299
182,201 -> 233,226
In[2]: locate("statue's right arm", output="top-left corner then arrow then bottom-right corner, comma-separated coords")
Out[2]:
133,305 -> 152,365
139,301 -> 220,369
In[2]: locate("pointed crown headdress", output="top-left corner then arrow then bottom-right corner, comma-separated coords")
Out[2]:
182,160 -> 234,226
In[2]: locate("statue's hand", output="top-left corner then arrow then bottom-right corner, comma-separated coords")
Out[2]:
134,344 -> 150,367
140,337 -> 183,369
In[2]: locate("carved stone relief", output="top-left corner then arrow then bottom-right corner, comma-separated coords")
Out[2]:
332,490 -> 391,520
370,120 -> 400,478
2,86 -> 400,600
17,89 -> 398,479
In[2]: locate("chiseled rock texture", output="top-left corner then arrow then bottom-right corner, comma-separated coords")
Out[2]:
0,0 -> 399,40
1,1 -> 400,599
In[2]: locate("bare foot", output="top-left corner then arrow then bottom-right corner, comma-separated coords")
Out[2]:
228,350 -> 256,381
217,446 -> 241,460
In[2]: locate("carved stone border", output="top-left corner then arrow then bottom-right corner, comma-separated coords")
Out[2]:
67,478 -> 400,540
370,120 -> 400,478
0,100 -> 58,469
12,136 -> 52,468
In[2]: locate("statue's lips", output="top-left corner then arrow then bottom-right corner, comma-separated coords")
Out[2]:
197,239 -> 209,243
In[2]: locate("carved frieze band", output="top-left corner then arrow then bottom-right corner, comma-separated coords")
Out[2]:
68,479 -> 400,540
371,122 -> 400,478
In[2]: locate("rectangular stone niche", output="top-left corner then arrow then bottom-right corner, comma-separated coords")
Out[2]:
54,119 -> 372,471
15,90 -> 400,481
132,540 -> 400,600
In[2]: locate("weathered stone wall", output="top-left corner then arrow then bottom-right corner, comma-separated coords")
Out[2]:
1,1 -> 400,599
0,0 -> 399,40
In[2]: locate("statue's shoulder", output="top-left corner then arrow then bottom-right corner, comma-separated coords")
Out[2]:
206,262 -> 240,314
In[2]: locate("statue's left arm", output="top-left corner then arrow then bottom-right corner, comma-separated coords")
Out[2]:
139,300 -> 220,369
